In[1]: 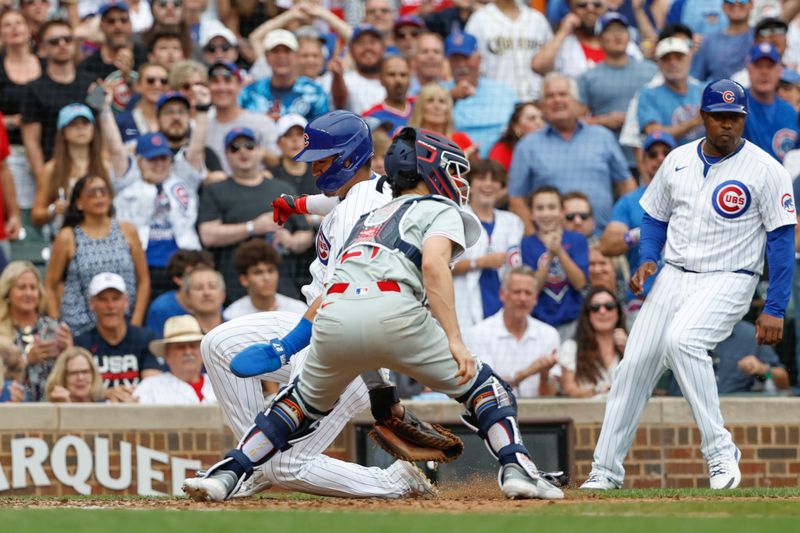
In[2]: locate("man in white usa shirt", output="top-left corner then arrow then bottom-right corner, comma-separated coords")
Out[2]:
464,266 -> 560,398
134,315 -> 216,405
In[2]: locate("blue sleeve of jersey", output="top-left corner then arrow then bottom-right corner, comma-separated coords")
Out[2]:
639,212 -> 668,266
764,224 -> 795,318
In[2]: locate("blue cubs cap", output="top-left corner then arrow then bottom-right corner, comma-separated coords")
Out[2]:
98,1 -> 129,17
643,130 -> 677,151
749,42 -> 781,64
351,24 -> 383,44
156,91 -> 190,114
136,132 -> 172,160
780,68 -> 800,84
224,127 -> 256,148
445,31 -> 477,57
595,12 -> 630,35
57,103 -> 95,130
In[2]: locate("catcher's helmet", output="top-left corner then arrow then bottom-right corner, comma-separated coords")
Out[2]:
293,110 -> 374,193
701,79 -> 748,115
385,127 -> 471,206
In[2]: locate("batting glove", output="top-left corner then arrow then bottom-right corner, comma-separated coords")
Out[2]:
272,194 -> 309,225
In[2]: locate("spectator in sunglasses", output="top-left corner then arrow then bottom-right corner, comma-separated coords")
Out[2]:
99,83 -> 210,299
534,0 -> 642,79
45,174 -> 149,335
558,287 -> 626,397
729,17 -> 789,88
79,2 -> 148,80
198,127 -> 312,303
562,191 -> 596,239
21,20 -> 94,179
393,15 -> 424,59
207,62 -> 278,176
690,0 -> 753,83
200,22 -> 239,67
114,63 -> 169,145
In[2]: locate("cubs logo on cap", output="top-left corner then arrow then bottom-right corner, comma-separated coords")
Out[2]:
722,91 -> 735,103
712,180 -> 751,219
782,193 -> 796,213
303,132 -> 310,147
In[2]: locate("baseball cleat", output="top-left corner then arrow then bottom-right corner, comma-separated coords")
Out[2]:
182,469 -> 241,502
500,463 -> 564,500
709,448 -> 741,489
580,473 -> 620,490
393,460 -> 438,498
232,469 -> 273,498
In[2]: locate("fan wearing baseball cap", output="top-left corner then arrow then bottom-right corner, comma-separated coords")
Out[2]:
637,36 -> 705,144
74,273 -> 163,403
207,62 -> 280,176
239,29 -> 329,121
98,80 -> 211,297
331,24 -> 387,115
743,43 -> 799,162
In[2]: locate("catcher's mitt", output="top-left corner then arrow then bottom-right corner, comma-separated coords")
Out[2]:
368,408 -> 464,463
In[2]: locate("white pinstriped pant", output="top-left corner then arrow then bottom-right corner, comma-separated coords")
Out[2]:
591,264 -> 757,485
201,312 -> 413,498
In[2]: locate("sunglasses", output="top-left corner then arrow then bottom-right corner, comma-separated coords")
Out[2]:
758,27 -> 787,37
565,212 -> 592,221
396,30 -> 420,39
646,148 -> 669,159
145,76 -> 169,86
227,140 -> 256,153
46,34 -> 73,46
83,186 -> 109,198
205,42 -> 234,53
575,1 -> 603,8
157,0 -> 182,7
590,302 -> 617,313
104,16 -> 130,25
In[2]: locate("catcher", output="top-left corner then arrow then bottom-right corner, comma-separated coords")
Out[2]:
184,128 -> 564,501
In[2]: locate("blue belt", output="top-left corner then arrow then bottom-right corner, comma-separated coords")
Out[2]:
668,263 -> 755,277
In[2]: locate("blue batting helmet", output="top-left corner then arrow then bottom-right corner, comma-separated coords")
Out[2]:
385,127 -> 471,206
701,79 -> 748,115
293,110 -> 374,193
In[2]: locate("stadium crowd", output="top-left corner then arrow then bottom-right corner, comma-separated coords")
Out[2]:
1,0 -> 800,405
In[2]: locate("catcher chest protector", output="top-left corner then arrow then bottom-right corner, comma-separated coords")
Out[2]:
340,195 -> 457,268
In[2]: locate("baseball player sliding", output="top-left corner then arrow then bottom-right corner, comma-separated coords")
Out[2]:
187,112 -> 461,500
582,79 -> 796,490
184,127 -> 564,502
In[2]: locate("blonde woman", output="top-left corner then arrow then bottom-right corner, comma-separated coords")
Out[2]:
407,82 -> 477,159
0,260 -> 72,401
45,347 -> 105,403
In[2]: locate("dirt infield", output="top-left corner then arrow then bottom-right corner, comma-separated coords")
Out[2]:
4,477 -> 800,514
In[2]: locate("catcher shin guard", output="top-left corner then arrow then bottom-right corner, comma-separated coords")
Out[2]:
457,363 -> 531,467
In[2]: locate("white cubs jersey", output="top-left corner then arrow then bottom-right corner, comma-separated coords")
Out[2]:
640,139 -> 797,275
302,174 -> 392,304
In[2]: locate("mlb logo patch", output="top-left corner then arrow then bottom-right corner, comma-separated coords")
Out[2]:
355,287 -> 369,295
782,193 -> 796,214
712,180 -> 751,219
